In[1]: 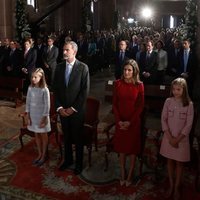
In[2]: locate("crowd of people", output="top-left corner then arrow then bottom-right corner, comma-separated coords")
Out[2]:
0,26 -> 196,200
0,26 -> 196,97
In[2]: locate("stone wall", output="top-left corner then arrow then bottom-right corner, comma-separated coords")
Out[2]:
0,0 -> 14,39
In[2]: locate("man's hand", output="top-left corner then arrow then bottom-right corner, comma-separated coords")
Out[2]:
65,107 -> 74,116
143,71 -> 151,78
59,107 -> 74,117
181,72 -> 188,79
22,68 -> 28,74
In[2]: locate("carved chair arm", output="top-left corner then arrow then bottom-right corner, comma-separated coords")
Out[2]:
18,112 -> 28,127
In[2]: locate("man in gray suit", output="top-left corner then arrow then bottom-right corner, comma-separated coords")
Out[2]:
53,41 -> 90,175
43,36 -> 59,86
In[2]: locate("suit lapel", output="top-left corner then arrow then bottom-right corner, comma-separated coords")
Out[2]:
60,62 -> 67,86
68,60 -> 80,85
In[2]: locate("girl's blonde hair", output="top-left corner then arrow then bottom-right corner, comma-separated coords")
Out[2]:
31,68 -> 47,88
170,77 -> 191,106
121,59 -> 141,84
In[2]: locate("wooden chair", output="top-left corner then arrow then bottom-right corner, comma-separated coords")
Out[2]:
188,108 -> 200,190
57,96 -> 100,167
0,77 -> 24,107
18,92 -> 59,152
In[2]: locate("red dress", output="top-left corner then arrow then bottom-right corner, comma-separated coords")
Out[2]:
112,79 -> 144,154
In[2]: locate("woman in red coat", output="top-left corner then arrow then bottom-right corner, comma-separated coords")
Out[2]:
112,59 -> 144,186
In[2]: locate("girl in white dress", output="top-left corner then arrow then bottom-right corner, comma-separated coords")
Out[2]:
26,68 -> 51,166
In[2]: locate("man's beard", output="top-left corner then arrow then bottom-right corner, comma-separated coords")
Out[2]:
63,54 -> 68,60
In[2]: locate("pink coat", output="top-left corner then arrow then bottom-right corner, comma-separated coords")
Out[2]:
160,97 -> 194,162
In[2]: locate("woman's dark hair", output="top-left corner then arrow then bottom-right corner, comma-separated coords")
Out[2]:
122,59 -> 141,84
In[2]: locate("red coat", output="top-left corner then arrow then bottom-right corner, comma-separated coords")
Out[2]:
112,79 -> 144,154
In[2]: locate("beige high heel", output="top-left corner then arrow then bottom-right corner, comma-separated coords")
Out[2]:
125,180 -> 132,187
120,180 -> 126,186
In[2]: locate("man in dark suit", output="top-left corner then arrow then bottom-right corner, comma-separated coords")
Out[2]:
76,34 -> 88,63
129,35 -> 140,60
0,38 -> 11,76
114,40 -> 130,79
34,37 -> 46,68
166,39 -> 181,78
21,38 -> 37,94
42,36 -> 59,86
140,40 -> 158,84
179,39 -> 195,98
53,41 -> 90,175
4,40 -> 23,77
22,39 -> 37,76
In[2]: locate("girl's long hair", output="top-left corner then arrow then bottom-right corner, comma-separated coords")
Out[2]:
31,68 -> 47,88
170,77 -> 191,106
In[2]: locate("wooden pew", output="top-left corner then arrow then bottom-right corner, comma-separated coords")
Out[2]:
0,77 -> 24,107
104,80 -> 170,112
104,80 -> 114,104
144,84 -> 170,113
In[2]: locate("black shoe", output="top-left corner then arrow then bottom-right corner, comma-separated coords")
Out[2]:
32,159 -> 40,165
73,167 -> 82,175
59,162 -> 73,171
36,159 -> 47,167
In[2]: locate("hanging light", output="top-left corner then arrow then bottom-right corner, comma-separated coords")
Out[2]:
141,7 -> 153,19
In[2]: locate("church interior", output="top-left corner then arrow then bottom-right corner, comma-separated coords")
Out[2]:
1,0 -> 200,199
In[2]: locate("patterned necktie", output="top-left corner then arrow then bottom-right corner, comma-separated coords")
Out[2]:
10,50 -> 14,56
24,49 -> 28,58
184,50 -> 188,72
146,52 -> 150,62
47,46 -> 51,53
119,51 -> 124,63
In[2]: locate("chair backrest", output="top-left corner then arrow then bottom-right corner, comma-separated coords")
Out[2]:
49,92 -> 56,117
85,96 -> 100,125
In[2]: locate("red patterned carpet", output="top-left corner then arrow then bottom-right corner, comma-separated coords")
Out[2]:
1,135 -> 200,200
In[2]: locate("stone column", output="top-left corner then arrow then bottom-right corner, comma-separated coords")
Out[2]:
0,0 -> 13,39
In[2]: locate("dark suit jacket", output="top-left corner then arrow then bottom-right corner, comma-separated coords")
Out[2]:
53,59 -> 90,142
34,44 -> 46,68
179,50 -> 194,75
129,44 -> 139,60
114,50 -> 130,79
42,45 -> 59,84
179,49 -> 196,95
4,48 -> 23,77
140,51 -> 158,84
0,46 -> 11,76
167,47 -> 181,76
77,40 -> 88,61
42,45 -> 59,69
23,47 -> 37,77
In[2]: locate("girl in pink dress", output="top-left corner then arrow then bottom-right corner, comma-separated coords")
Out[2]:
113,59 -> 144,187
160,78 -> 194,200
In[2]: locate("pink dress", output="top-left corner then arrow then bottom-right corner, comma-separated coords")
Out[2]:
160,97 -> 194,162
112,79 -> 144,155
